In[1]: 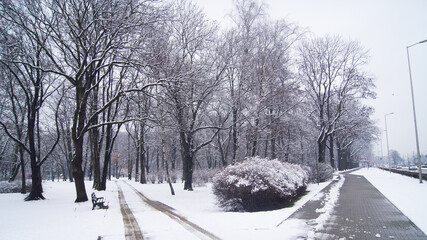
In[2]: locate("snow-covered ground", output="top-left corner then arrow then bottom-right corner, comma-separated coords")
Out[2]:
352,167 -> 427,235
0,181 -> 124,240
125,180 -> 330,240
0,168 -> 425,239
0,179 -> 329,240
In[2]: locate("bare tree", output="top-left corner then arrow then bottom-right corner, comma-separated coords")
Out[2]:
335,101 -> 378,170
151,0 -> 228,190
3,0 -> 167,202
0,0 -> 62,200
298,35 -> 374,164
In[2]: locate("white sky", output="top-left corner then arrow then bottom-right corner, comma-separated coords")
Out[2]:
195,0 -> 427,159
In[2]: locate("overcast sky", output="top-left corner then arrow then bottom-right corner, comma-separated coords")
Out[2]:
195,0 -> 427,159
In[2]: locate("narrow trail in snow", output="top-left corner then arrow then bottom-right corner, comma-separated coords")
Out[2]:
122,181 -> 222,240
116,183 -> 145,240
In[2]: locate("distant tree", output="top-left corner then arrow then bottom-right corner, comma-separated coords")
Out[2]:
335,101 -> 378,170
390,150 -> 402,166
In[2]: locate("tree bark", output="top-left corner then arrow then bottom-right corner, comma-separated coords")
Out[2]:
162,128 -> 175,195
90,127 -> 101,189
99,124 -> 112,191
318,136 -> 327,163
139,122 -> 146,184
329,133 -> 335,170
180,130 -> 194,191
25,83 -> 44,201
25,164 -> 44,200
71,86 -> 89,202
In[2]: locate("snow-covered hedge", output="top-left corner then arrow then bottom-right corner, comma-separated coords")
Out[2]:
0,180 -> 31,193
212,157 -> 309,212
312,162 -> 333,182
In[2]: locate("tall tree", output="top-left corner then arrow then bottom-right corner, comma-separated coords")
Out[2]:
298,35 -> 374,164
21,0 -> 164,202
0,0 -> 62,200
154,0 -> 227,190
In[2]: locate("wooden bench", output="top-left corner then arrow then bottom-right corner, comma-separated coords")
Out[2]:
91,192 -> 106,210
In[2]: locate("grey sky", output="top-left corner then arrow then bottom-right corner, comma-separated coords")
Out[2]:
195,0 -> 427,158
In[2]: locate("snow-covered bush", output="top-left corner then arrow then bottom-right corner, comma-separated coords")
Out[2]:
301,164 -> 315,183
212,157 -> 309,212
309,162 -> 333,182
0,180 -> 31,193
193,168 -> 219,187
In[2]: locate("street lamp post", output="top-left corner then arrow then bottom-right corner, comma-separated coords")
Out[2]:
406,39 -> 427,184
384,112 -> 393,173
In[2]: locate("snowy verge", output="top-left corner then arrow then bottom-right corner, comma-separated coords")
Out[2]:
352,168 -> 427,235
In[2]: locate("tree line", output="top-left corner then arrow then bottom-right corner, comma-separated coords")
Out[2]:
0,0 -> 377,202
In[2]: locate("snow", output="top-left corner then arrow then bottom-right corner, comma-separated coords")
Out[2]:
312,174 -> 345,231
352,167 -> 427,235
0,179 -> 329,240
0,180 -> 124,240
289,174 -> 345,240
2,168 -> 424,239
126,180 -> 329,239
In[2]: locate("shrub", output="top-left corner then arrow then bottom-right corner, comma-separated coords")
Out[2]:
0,180 -> 31,193
309,162 -> 333,182
193,168 -> 219,187
212,157 -> 309,212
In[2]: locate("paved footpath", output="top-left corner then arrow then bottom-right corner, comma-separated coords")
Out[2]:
289,171 -> 427,240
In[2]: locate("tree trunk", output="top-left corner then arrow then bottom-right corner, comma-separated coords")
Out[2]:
231,105 -> 238,164
139,122 -> 146,184
162,128 -> 175,195
251,118 -> 259,157
90,127 -> 101,189
180,131 -> 194,191
8,144 -> 20,182
71,86 -> 88,202
329,133 -> 335,170
135,144 -> 141,182
25,164 -> 44,200
65,129 -> 74,182
99,124 -> 113,191
72,136 -> 88,202
19,145 -> 26,194
337,141 -> 343,171
127,133 -> 132,180
25,95 -> 44,201
317,134 -> 327,163
217,132 -> 227,167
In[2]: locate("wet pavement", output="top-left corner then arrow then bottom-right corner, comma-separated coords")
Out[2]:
288,170 -> 427,240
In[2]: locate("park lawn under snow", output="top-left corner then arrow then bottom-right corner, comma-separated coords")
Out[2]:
126,181 -> 330,239
0,180 -> 124,240
0,179 -> 330,240
1,169 -> 426,239
352,167 -> 427,235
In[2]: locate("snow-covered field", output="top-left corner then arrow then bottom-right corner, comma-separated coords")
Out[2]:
125,180 -> 331,240
352,167 -> 427,235
0,181 -> 124,240
0,179 -> 329,240
0,168 -> 425,239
